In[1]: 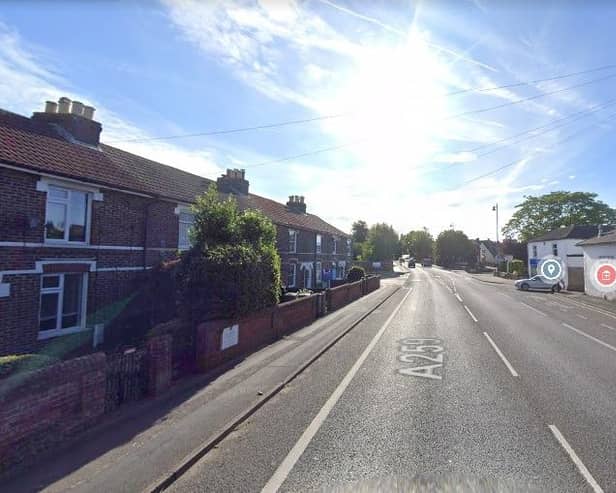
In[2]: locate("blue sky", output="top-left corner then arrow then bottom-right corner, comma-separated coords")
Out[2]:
1,0 -> 615,239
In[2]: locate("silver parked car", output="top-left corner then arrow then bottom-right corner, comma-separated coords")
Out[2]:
515,275 -> 562,292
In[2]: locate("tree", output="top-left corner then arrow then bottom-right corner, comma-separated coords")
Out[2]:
177,185 -> 281,321
401,228 -> 434,259
434,229 -> 475,268
351,220 -> 369,243
503,191 -> 616,241
363,223 -> 400,261
502,238 -> 528,263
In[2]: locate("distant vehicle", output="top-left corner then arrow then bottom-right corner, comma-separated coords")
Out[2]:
407,259 -> 416,268
422,258 -> 433,267
515,276 -> 562,292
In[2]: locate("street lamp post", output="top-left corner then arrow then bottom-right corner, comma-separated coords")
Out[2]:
492,203 -> 499,273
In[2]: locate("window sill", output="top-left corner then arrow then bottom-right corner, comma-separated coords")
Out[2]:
44,240 -> 90,247
37,326 -> 91,340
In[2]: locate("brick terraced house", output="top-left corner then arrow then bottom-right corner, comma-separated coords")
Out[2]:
0,98 -> 350,356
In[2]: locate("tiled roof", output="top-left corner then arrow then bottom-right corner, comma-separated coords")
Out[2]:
529,225 -> 609,242
577,229 -> 616,246
233,193 -> 348,237
0,109 -> 348,237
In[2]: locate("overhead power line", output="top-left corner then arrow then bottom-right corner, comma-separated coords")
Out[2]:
447,112 -> 616,190
106,64 -> 616,144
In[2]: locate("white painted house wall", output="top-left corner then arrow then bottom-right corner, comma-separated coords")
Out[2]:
581,243 -> 616,301
527,238 -> 585,288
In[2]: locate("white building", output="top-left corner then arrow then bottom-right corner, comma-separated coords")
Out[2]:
577,230 -> 616,301
527,225 -> 606,291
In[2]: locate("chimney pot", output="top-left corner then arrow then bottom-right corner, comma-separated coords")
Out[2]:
71,101 -> 84,116
44,101 -> 58,113
58,97 -> 71,114
82,105 -> 95,120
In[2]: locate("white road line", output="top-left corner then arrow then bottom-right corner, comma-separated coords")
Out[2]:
576,314 -> 588,320
562,323 -> 616,353
553,297 -> 616,321
601,323 -> 616,331
483,332 -> 519,377
549,425 -> 604,493
520,301 -> 547,317
464,305 -> 478,323
455,293 -> 463,303
261,287 -> 414,493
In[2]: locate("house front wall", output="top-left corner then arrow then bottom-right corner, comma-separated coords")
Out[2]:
527,238 -> 586,289
582,244 -> 616,301
0,167 -> 181,355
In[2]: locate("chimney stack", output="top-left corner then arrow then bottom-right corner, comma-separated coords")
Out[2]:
216,168 -> 249,195
32,96 -> 102,147
286,194 -> 307,214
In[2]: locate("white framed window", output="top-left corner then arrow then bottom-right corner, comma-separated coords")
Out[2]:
346,238 -> 351,255
289,229 -> 298,253
178,211 -> 195,251
332,236 -> 337,254
39,272 -> 88,339
338,261 -> 346,280
532,245 -> 538,257
552,243 -> 558,256
315,261 -> 322,285
287,264 -> 297,287
316,234 -> 322,254
44,185 -> 90,243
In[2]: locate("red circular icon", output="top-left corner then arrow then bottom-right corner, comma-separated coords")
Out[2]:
596,264 -> 616,287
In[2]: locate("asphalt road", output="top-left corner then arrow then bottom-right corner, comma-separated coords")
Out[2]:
168,266 -> 616,492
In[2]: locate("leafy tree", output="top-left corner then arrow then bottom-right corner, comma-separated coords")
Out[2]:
401,228 -> 434,259
351,220 -> 369,243
503,191 -> 616,241
434,229 -> 475,268
502,238 -> 528,263
177,185 -> 281,321
363,223 -> 400,261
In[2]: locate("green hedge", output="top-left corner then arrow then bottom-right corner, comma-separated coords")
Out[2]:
347,266 -> 366,283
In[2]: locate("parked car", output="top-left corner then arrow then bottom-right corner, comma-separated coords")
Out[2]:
515,276 -> 562,292
407,259 -> 416,268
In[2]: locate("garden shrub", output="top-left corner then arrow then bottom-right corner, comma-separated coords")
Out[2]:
347,266 -> 366,283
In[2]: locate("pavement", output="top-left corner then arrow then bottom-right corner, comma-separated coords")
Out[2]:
7,264 -> 616,492
0,279 -> 400,493
166,265 -> 616,492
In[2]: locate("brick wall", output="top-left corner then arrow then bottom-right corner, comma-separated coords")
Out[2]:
146,334 -> 172,396
0,352 -> 106,471
273,295 -> 317,336
0,168 -> 45,243
0,274 -> 40,355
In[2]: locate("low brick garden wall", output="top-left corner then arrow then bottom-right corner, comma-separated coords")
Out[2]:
0,353 -> 106,472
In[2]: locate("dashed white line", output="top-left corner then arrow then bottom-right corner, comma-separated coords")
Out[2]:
483,332 -> 519,377
520,301 -> 547,317
261,287 -> 414,493
601,323 -> 616,331
455,293 -> 463,303
562,323 -> 616,353
576,314 -> 588,320
464,305 -> 478,323
549,425 -> 604,493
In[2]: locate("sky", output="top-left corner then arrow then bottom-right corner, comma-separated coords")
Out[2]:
1,0 -> 615,240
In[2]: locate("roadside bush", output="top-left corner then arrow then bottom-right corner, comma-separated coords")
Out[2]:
347,266 -> 366,283
177,185 -> 281,322
511,259 -> 525,276
0,354 -> 59,380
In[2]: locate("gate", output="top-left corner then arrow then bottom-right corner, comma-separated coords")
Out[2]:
105,348 -> 148,413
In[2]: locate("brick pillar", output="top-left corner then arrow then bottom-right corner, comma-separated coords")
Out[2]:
146,334 -> 172,396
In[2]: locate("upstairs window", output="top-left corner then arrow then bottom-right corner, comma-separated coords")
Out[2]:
45,185 -> 89,243
346,238 -> 351,255
552,243 -> 558,256
289,229 -> 298,253
178,212 -> 195,251
316,234 -> 322,254
333,236 -> 337,254
532,245 -> 538,258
